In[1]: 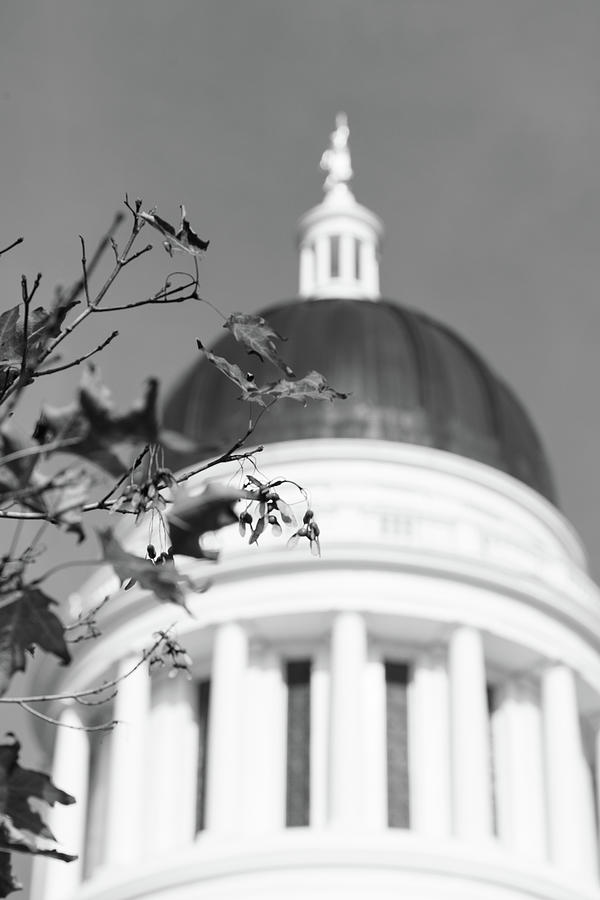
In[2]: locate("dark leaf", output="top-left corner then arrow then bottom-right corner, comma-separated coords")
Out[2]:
0,734 -> 76,894
0,589 -> 70,697
33,365 -> 161,477
0,851 -> 20,898
140,205 -> 209,257
167,484 -> 255,559
0,425 -> 40,505
98,529 -> 208,610
223,313 -> 294,377
259,370 -> 349,405
196,341 -> 265,404
44,469 -> 93,542
0,294 -> 78,398
0,308 -> 21,396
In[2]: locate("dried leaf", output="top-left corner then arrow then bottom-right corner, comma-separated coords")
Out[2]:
98,529 -> 207,610
0,589 -> 70,697
223,313 -> 294,377
0,294 -> 78,399
167,484 -> 255,559
140,205 -> 209,257
0,734 -> 76,898
196,340 -> 265,404
259,370 -> 349,405
33,366 -> 160,477
0,852 -> 20,898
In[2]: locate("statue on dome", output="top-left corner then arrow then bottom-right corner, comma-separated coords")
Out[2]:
320,112 -> 353,192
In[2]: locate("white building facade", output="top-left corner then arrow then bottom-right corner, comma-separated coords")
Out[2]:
32,117 -> 600,900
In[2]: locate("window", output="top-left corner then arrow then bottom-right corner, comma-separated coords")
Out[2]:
285,660 -> 311,826
354,238 -> 361,279
385,661 -> 410,827
195,679 -> 211,832
330,235 -> 340,278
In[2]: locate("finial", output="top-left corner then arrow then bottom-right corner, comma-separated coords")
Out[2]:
320,112 -> 353,193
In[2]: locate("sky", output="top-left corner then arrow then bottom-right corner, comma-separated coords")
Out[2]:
3,0 -> 600,891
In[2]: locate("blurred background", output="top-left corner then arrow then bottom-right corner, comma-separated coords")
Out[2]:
3,1 -> 600,892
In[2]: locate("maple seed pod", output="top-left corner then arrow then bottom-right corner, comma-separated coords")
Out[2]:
303,509 -> 314,524
312,523 -> 320,537
147,543 -> 157,559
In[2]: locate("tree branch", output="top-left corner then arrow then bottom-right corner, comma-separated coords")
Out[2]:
0,236 -> 24,258
33,330 -> 119,377
0,630 -> 169,705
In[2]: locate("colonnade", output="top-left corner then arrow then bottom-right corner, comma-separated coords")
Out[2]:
40,615 -> 600,899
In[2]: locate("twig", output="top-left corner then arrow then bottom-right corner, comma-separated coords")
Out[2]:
18,701 -> 117,732
91,277 -> 197,313
0,236 -> 24,258
19,276 -> 31,378
63,212 -> 124,307
121,243 -> 152,267
31,558 -> 101,587
33,330 -> 119,377
97,444 -> 150,505
0,630 -> 170,705
79,235 -> 90,306
176,401 -> 274,484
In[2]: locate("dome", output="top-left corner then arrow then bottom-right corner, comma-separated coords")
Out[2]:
163,296 -> 557,504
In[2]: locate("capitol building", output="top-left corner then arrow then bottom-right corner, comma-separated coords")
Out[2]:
32,116 -> 600,900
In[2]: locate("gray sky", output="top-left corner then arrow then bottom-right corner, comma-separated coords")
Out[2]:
3,0 -> 600,887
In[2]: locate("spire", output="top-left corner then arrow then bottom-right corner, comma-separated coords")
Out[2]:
297,113 -> 383,300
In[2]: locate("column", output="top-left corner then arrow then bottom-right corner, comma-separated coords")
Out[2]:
310,644 -> 329,828
205,621 -> 248,834
328,611 -> 367,827
408,647 -> 451,836
493,677 -> 546,860
448,626 -> 493,840
542,664 -> 597,877
36,706 -> 90,900
241,643 -> 286,834
105,654 -> 150,865
363,645 -> 387,829
340,233 -> 355,284
360,241 -> 378,296
299,244 -> 314,295
146,675 -> 199,852
315,236 -> 331,291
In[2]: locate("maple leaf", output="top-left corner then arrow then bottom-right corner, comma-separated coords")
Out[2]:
0,589 -> 70,697
0,734 -> 76,897
259,370 -> 349,405
139,205 -> 209,257
196,340 -> 265,404
223,313 -> 294,377
0,295 -> 78,399
98,529 -> 208,611
33,365 -> 194,476
33,366 -> 160,477
167,484 -> 256,559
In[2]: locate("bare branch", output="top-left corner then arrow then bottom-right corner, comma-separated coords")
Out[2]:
79,235 -> 91,307
18,701 -> 117,732
0,630 -> 170,705
121,243 -> 152,267
33,329 -> 119,377
19,275 -> 31,378
97,444 -> 150,505
0,236 -> 24,257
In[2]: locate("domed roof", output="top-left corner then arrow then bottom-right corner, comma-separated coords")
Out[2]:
163,297 -> 557,504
